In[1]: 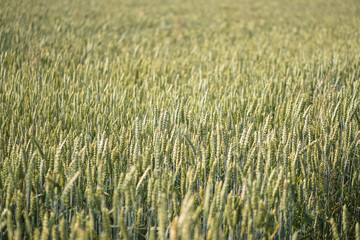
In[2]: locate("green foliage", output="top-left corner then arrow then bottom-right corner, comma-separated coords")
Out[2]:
0,0 -> 360,239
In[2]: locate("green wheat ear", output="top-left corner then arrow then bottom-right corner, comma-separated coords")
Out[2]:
356,223 -> 360,240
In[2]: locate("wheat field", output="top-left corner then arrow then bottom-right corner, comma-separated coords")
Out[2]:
1,0 -> 360,239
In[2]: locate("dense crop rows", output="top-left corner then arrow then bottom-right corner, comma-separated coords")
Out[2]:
1,0 -> 360,239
